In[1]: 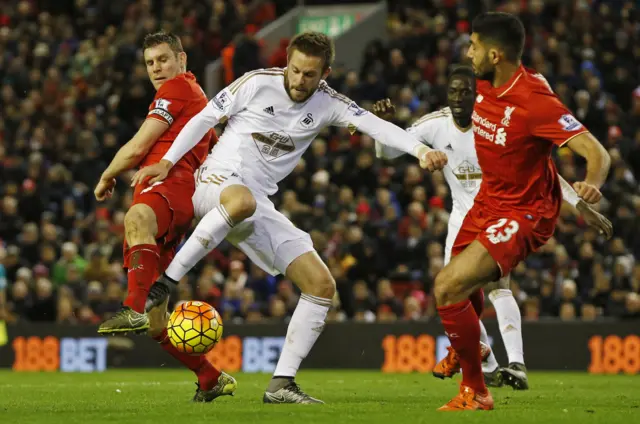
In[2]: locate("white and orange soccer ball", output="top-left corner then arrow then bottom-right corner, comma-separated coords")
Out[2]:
167,301 -> 223,355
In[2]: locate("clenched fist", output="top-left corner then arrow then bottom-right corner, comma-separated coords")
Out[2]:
573,181 -> 602,204
416,146 -> 447,172
94,177 -> 116,201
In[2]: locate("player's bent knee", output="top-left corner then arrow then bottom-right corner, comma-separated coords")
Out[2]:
125,204 -> 158,237
220,185 -> 256,222
433,267 -> 458,306
307,273 -> 336,299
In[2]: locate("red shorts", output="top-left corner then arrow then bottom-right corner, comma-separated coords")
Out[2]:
451,205 -> 557,277
123,171 -> 195,275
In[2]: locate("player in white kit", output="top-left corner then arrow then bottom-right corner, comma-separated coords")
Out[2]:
374,65 -> 612,389
132,32 -> 447,404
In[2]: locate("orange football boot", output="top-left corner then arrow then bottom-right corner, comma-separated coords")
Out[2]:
433,342 -> 492,379
438,385 -> 494,411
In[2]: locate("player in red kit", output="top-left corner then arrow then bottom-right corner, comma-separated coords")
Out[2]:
433,13 -> 611,411
94,32 -> 237,401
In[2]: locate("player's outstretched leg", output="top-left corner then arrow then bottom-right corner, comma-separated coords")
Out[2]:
489,287 -> 529,390
148,299 -> 237,402
435,241 -> 499,411
263,252 -> 331,404
479,321 -> 503,387
99,203 -> 161,335
146,185 -> 255,311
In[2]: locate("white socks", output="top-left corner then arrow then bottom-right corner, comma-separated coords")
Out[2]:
479,321 -> 500,373
273,294 -> 330,377
489,289 -> 525,365
165,206 -> 233,281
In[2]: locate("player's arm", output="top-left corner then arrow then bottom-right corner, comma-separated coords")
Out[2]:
332,98 -> 446,171
528,92 -> 610,204
559,174 -> 612,238
371,99 -> 437,160
131,75 -> 257,186
94,119 -> 169,201
101,120 -> 169,180
564,133 -> 611,199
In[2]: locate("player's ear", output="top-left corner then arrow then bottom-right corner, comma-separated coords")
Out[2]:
488,47 -> 500,65
322,66 -> 332,80
178,51 -> 187,70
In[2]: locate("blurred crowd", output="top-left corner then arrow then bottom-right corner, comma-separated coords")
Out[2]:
0,0 -> 639,326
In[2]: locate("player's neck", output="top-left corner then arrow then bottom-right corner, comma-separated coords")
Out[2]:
453,117 -> 471,132
492,61 -> 521,88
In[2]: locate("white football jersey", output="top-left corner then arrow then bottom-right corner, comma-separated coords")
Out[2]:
163,68 -> 424,195
377,107 -> 481,216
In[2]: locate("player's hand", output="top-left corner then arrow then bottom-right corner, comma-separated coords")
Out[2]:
130,160 -> 173,187
372,98 -> 396,120
573,181 -> 602,203
94,177 -> 116,201
417,146 -> 447,172
577,200 -> 613,239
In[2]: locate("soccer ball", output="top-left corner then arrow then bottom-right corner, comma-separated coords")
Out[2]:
167,301 -> 223,354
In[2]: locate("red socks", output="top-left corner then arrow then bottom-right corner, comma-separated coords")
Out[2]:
437,299 -> 487,394
123,244 -> 160,313
154,328 -> 222,390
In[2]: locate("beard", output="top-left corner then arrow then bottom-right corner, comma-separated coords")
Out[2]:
473,56 -> 495,81
284,74 -> 316,103
474,67 -> 495,81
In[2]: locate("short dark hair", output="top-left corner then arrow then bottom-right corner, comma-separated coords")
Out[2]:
471,12 -> 525,62
287,31 -> 335,70
449,65 -> 475,86
142,31 -> 184,56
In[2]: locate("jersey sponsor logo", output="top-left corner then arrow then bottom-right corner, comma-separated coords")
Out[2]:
501,106 -> 515,127
348,102 -> 368,117
472,111 -> 508,146
252,131 -> 295,161
300,113 -> 314,128
472,111 -> 497,132
495,128 -> 507,146
453,160 -> 482,189
211,91 -> 230,111
558,114 -> 583,131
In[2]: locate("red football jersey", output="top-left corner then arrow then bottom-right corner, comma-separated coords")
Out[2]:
472,66 -> 589,219
144,72 -> 214,174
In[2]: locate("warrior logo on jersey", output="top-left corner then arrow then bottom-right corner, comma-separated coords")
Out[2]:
558,114 -> 583,131
501,106 -> 516,127
252,131 -> 295,161
300,113 -> 315,128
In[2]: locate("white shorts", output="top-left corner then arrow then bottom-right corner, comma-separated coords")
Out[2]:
192,166 -> 314,276
444,207 -> 511,288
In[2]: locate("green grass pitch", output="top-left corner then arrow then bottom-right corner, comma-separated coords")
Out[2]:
0,370 -> 638,423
